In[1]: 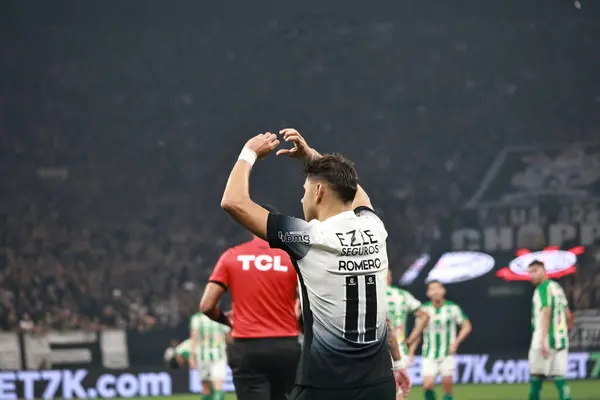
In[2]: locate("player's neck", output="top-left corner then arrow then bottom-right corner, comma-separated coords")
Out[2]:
316,202 -> 352,221
432,299 -> 445,308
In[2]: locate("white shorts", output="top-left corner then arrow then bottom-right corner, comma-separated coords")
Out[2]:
421,356 -> 456,378
196,358 -> 227,381
528,348 -> 568,377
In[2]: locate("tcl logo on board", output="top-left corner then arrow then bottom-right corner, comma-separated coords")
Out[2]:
496,246 -> 583,281
237,255 -> 289,272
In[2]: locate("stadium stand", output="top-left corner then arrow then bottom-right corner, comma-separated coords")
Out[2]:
1,0 -> 599,332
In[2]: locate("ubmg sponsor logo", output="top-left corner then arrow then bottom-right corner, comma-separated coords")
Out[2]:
278,231 -> 310,245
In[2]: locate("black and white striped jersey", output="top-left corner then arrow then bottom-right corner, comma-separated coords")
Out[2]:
267,206 -> 392,388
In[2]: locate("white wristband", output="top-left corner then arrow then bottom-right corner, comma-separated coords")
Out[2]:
392,359 -> 407,370
238,147 -> 257,166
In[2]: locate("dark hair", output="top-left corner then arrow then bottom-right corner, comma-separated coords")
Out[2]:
304,153 -> 358,203
260,204 -> 278,213
427,279 -> 444,288
528,260 -> 545,268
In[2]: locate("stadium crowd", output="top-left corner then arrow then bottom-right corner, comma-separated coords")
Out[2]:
1,1 -> 599,331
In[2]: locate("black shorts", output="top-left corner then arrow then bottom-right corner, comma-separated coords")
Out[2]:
288,380 -> 396,400
228,336 -> 301,400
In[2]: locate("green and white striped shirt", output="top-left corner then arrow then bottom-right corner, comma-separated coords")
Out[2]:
421,300 -> 468,359
531,279 -> 569,350
175,338 -> 191,360
190,313 -> 229,362
386,286 -> 422,349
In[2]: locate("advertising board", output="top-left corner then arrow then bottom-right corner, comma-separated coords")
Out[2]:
4,353 -> 600,399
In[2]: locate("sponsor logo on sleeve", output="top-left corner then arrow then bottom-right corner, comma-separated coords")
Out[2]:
278,231 -> 311,244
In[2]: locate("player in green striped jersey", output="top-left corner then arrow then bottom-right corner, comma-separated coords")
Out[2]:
527,260 -> 574,400
386,271 -> 430,400
421,280 -> 471,400
189,312 -> 230,400
175,338 -> 192,366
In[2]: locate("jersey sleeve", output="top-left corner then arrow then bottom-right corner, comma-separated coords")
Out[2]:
354,206 -> 388,239
208,250 -> 231,289
454,305 -> 468,325
406,292 -> 422,313
354,206 -> 379,218
266,213 -> 313,260
538,283 -> 549,309
190,315 -> 201,332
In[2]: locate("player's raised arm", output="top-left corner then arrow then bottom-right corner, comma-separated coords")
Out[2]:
221,133 -> 280,239
352,185 -> 374,210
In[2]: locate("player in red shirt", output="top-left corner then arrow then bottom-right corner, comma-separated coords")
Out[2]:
200,205 -> 301,400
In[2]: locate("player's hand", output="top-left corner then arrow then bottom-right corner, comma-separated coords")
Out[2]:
189,354 -> 197,370
276,128 -> 318,161
541,344 -> 550,359
244,133 -> 280,159
449,342 -> 459,355
394,368 -> 411,398
407,354 -> 415,366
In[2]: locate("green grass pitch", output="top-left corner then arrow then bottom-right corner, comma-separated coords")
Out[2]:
120,380 -> 600,399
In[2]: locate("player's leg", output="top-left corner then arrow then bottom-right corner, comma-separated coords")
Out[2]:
550,349 -> 572,400
440,356 -> 456,400
208,359 -> 227,400
421,358 -> 439,400
202,380 -> 213,400
228,340 -> 270,400
196,361 -> 213,400
528,347 -> 548,400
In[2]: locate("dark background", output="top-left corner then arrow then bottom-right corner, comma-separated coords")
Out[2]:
1,0 -> 599,360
